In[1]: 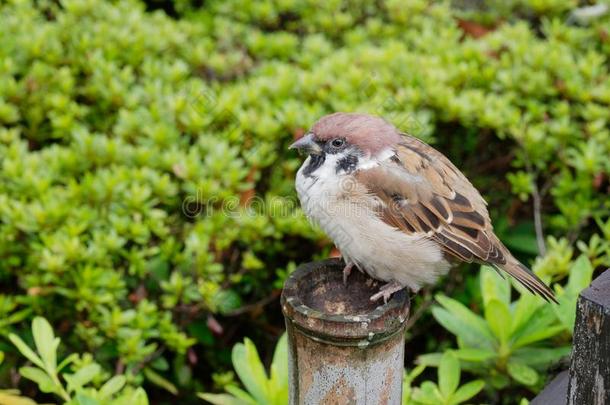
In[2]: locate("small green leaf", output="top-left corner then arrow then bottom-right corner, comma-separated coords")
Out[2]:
432,295 -> 494,348
143,367 -> 178,395
553,255 -> 595,332
511,347 -> 571,368
231,338 -> 269,404
406,364 -> 426,381
566,255 -> 594,294
489,372 -> 510,389
416,353 -> 442,367
438,351 -> 460,398
32,317 -> 58,371
0,391 -> 39,405
269,334 -> 288,405
19,366 -> 58,394
74,393 -> 100,405
224,385 -> 258,404
511,293 -> 554,339
507,361 -> 539,386
480,266 -> 510,307
484,299 -> 511,345
58,353 -> 79,372
501,223 -> 539,255
131,387 -> 149,405
514,325 -> 564,349
64,363 -> 101,392
452,348 -> 496,363
9,334 -> 45,369
511,293 -> 546,335
197,393 -> 251,405
99,375 -> 126,399
451,379 -> 485,403
412,381 -> 443,405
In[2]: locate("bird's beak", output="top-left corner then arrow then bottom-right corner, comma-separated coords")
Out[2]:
289,133 -> 322,155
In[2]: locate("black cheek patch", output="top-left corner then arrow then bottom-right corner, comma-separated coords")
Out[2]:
303,153 -> 326,177
336,154 -> 359,174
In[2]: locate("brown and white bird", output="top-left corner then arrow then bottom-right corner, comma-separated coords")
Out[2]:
291,112 -> 556,303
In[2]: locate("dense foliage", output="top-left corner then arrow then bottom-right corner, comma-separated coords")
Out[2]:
1,0 -> 609,403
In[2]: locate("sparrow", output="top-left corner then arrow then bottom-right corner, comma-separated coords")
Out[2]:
290,112 -> 556,303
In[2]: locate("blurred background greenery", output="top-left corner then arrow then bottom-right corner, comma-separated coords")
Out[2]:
1,0 -> 609,403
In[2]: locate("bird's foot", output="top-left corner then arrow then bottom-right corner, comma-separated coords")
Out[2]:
342,261 -> 354,285
370,281 -> 404,304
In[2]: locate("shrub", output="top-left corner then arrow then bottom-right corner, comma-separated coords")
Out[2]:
1,0 -> 609,402
419,258 -> 593,391
9,317 -> 149,405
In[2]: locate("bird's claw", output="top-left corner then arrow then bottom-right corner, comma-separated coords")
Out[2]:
370,281 -> 404,303
342,262 -> 354,285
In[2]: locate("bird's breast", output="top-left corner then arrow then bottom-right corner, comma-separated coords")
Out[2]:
295,157 -> 450,290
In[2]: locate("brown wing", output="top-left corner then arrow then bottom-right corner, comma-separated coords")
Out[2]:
356,136 -> 556,303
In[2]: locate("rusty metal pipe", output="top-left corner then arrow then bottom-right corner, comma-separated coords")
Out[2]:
281,258 -> 410,405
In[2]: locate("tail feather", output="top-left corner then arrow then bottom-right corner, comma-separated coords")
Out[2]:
498,261 -> 557,304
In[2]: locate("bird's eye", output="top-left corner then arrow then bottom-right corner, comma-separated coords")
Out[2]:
330,138 -> 345,148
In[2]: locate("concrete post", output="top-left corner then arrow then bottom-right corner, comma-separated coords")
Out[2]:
281,258 -> 410,405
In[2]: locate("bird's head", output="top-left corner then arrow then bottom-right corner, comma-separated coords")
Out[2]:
289,112 -> 402,159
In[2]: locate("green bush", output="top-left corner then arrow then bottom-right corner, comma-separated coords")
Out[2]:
418,258 -> 593,391
9,317 -> 150,405
1,0 -> 609,402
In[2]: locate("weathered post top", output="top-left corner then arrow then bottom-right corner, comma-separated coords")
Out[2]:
281,258 -> 410,405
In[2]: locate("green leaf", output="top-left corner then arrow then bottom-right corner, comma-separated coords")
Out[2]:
511,347 -> 571,368
553,289 -> 579,332
480,266 -> 510,307
131,388 -> 149,405
566,255 -> 594,294
269,334 -> 288,405
74,393 -> 100,405
513,325 -> 565,349
484,299 -> 511,345
0,391 -> 39,405
231,338 -> 269,404
99,375 -> 126,399
416,353 -> 442,367
406,364 -> 426,381
489,372 -> 510,389
512,304 -> 558,348
58,353 -> 79,373
451,380 -> 485,404
507,361 -> 539,386
0,308 -> 32,329
553,255 -> 595,332
412,381 -> 443,405
32,317 -> 58,371
452,348 -> 496,363
224,385 -> 258,404
19,366 -> 58,394
9,334 -> 45,369
197,393 -> 251,405
501,224 -> 539,255
438,351 -> 460,398
64,363 -> 101,393
432,295 -> 494,348
143,367 -> 178,395
511,292 -> 544,335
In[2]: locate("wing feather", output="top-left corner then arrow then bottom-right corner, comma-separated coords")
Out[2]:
355,136 -> 557,303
